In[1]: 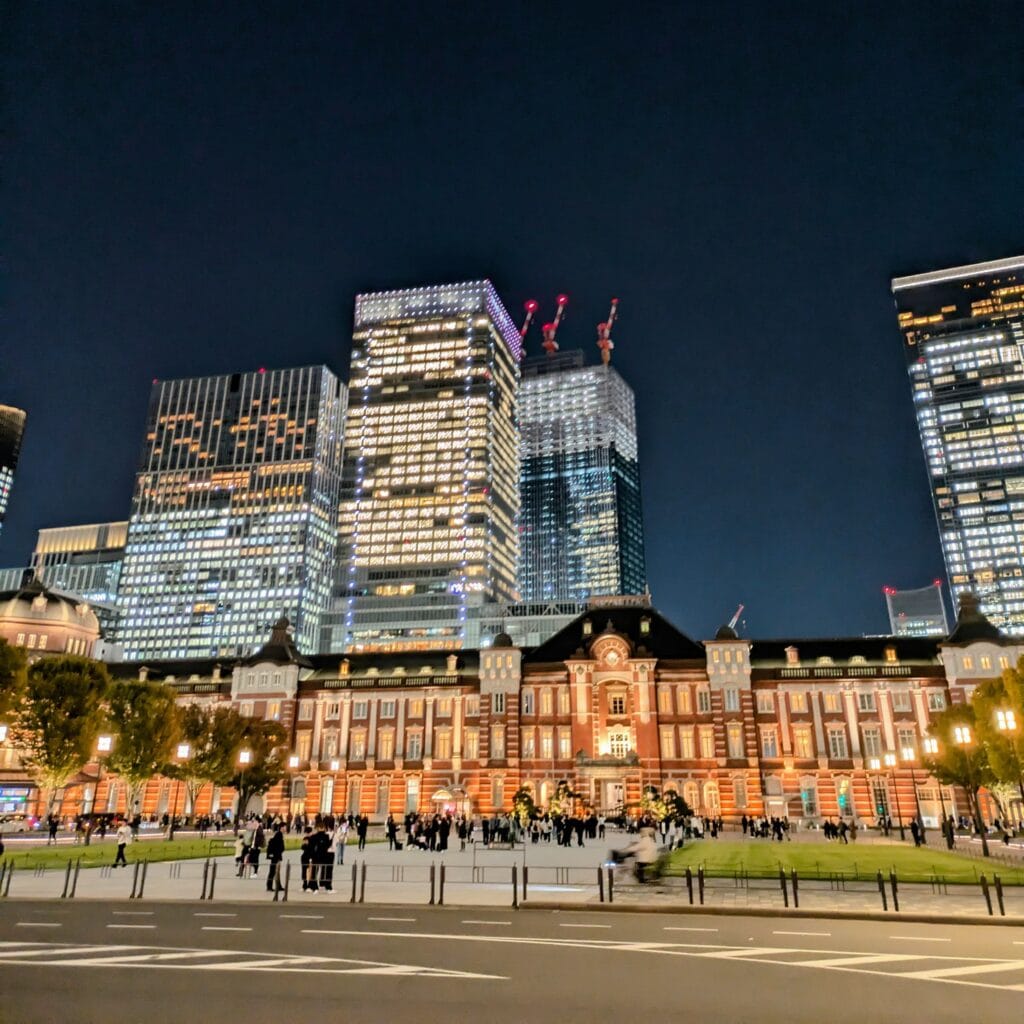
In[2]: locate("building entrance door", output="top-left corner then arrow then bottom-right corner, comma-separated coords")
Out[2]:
604,781 -> 624,812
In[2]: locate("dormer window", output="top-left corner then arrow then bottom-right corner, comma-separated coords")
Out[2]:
884,647 -> 898,663
850,655 -> 867,665
785,646 -> 799,665
816,656 -> 833,667
640,616 -> 651,636
582,619 -> 593,637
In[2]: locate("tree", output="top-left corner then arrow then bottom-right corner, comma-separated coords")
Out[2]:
924,703 -> 995,855
166,704 -> 247,822
105,680 -> 181,816
0,639 -> 27,723
547,779 -> 581,817
13,655 -> 110,814
512,785 -> 536,826
228,718 -> 287,823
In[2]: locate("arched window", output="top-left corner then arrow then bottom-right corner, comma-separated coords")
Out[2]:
703,781 -> 720,814
683,781 -> 700,812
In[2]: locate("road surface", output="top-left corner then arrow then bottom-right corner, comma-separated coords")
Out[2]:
0,901 -> 1021,1022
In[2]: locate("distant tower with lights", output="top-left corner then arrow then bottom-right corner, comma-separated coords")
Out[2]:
0,406 -> 26,543
117,366 -> 346,660
893,254 -> 1024,633
335,280 -> 521,652
517,296 -> 646,601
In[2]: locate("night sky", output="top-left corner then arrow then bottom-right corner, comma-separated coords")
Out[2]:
3,2 -> 1023,640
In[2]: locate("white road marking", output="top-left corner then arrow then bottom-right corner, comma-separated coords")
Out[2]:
802,954 -> 924,967
901,960 -> 1024,981
664,926 -> 718,932
889,935 -> 951,942
111,911 -> 154,917
367,917 -> 416,922
194,912 -> 236,918
559,923 -> 611,929
15,923 -> 61,928
0,945 -> 131,959
106,924 -> 156,930
279,915 -> 323,920
462,920 -> 511,926
774,931 -> 831,937
702,947 -> 788,959
200,926 -> 252,932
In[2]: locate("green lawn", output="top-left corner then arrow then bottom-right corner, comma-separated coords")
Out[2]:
662,840 -> 1024,886
0,835 -> 303,871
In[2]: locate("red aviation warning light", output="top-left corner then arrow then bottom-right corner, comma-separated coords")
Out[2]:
520,300 -> 539,348
596,297 -> 619,365
542,293 -> 569,357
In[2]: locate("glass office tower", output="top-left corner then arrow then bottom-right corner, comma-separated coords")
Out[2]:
0,406 -> 27,541
337,281 -> 521,652
883,583 -> 949,637
118,366 -> 345,660
894,254 -> 1024,632
518,351 -> 646,601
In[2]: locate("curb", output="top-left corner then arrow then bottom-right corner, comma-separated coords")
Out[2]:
519,900 -> 1024,927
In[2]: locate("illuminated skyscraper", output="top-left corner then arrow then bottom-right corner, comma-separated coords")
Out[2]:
518,351 -> 646,601
118,366 -> 345,660
0,405 -> 27,541
894,254 -> 1024,632
883,582 -> 949,637
336,281 -> 521,652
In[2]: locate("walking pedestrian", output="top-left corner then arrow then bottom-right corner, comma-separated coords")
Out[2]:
114,820 -> 131,867
266,823 -> 285,892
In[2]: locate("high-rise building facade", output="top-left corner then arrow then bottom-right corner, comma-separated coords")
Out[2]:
0,406 -> 27,541
117,367 -> 346,660
336,281 -> 521,652
883,582 -> 949,637
894,254 -> 1024,633
518,351 -> 646,601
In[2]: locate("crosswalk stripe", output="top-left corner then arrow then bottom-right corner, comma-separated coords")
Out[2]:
702,947 -> 788,959
801,954 -> 925,967
900,960 -> 1024,981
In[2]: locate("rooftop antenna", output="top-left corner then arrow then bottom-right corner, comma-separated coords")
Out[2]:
596,297 -> 619,365
542,293 -> 569,357
519,299 -> 539,354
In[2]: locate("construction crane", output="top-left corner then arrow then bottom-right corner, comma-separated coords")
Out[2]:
519,299 -> 539,352
542,293 -> 569,357
596,297 -> 619,365
728,604 -> 745,631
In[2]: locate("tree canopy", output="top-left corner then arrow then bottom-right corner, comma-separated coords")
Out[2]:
167,703 -> 248,819
0,639 -> 28,723
228,718 -> 287,820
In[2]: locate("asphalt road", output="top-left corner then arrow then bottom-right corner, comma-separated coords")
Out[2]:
1,901 -> 1022,1023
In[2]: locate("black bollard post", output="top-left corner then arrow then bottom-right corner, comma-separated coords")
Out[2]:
208,861 -> 217,900
698,866 -> 705,905
2,864 -> 12,897
791,869 -> 799,909
598,866 -> 605,903
439,864 -> 446,906
512,863 -> 518,909
685,867 -> 694,905
522,865 -> 528,902
993,874 -> 1005,916
351,863 -> 358,904
889,871 -> 899,913
359,861 -> 366,903
779,868 -> 789,908
429,863 -> 435,905
129,861 -> 141,899
137,861 -> 148,900
282,861 -> 291,903
70,858 -> 81,899
61,860 -> 72,899
608,865 -> 614,904
876,870 -> 888,911
980,874 -> 993,916
273,861 -> 281,902
200,859 -> 210,900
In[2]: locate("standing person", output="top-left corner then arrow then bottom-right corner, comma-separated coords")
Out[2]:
333,817 -> 349,867
47,815 -> 59,845
357,814 -> 369,851
385,815 -> 397,850
309,822 -> 331,892
265,823 -> 285,892
250,822 -> 266,877
300,827 -> 313,891
114,819 -> 131,867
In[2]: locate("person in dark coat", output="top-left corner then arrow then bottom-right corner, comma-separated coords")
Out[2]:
300,827 -> 314,890
308,822 -> 332,891
266,823 -> 285,891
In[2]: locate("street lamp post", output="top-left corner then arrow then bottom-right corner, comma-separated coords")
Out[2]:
235,749 -> 252,833
901,745 -> 924,840
953,725 -> 990,858
994,707 -> 1023,830
883,752 -> 906,840
922,736 -> 947,826
167,742 -> 190,841
288,754 -> 300,819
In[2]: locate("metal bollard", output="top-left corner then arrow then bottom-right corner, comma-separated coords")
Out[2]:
208,861 -> 217,900
512,863 -> 518,909
779,868 -> 789,908
980,874 -> 993,916
136,861 -> 148,900
282,861 -> 291,903
598,866 -> 605,903
429,863 -> 435,905
61,860 -> 72,899
439,864 -> 446,906
876,870 -> 888,911
790,869 -> 799,909
685,867 -> 694,905
993,874 -> 1005,916
608,865 -> 614,904
0,862 -> 6,893
697,866 -> 705,905
351,862 -> 358,904
129,861 -> 141,899
2,864 -> 11,897
359,862 -> 366,904
200,859 -> 210,900
889,871 -> 899,913
522,865 -> 528,902
70,859 -> 81,899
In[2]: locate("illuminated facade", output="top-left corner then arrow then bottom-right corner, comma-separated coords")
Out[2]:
894,255 -> 1024,633
0,405 -> 27,541
519,351 -> 646,600
6,596 -> 1017,828
117,367 -> 345,660
884,582 -> 949,637
335,281 -> 521,653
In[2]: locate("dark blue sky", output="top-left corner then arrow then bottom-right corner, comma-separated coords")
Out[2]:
3,2 -> 1022,639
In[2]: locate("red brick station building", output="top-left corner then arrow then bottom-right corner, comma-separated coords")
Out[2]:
1,583 -> 1019,828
